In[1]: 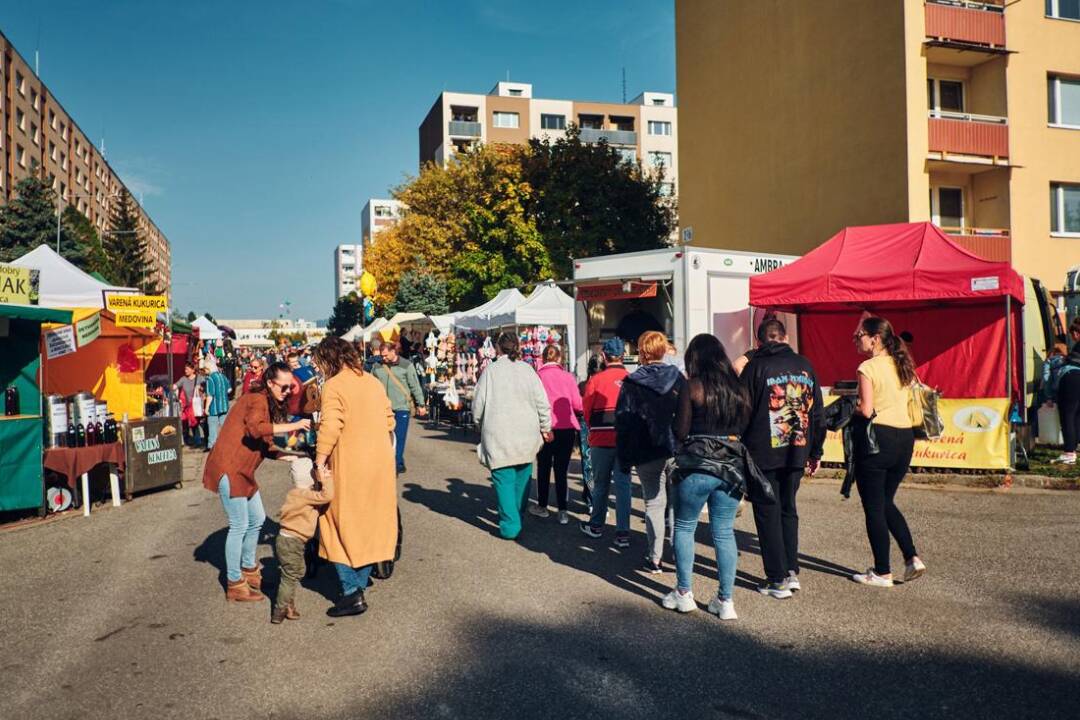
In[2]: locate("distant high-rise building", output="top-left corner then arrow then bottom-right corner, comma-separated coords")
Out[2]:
361,198 -> 403,249
0,30 -> 171,294
334,244 -> 361,304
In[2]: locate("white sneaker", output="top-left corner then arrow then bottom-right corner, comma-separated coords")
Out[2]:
528,505 -> 550,518
757,581 -> 793,599
904,557 -> 927,582
782,572 -> 801,593
1051,453 -> 1077,465
707,596 -> 737,620
557,510 -> 569,525
661,589 -> 697,613
853,568 -> 894,588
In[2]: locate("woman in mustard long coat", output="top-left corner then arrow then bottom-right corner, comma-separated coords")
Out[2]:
312,337 -> 397,617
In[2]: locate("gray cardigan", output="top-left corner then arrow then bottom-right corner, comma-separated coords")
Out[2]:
473,356 -> 552,469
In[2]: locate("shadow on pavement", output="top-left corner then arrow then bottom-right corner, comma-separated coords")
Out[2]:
1017,595 -> 1080,641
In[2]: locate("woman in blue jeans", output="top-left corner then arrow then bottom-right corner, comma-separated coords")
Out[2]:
662,334 -> 751,620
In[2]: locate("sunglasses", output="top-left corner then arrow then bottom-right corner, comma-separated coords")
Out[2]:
268,379 -> 293,393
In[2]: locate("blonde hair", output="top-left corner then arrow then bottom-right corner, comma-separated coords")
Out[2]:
637,331 -> 669,363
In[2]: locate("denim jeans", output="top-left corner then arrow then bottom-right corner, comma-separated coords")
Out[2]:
334,562 -> 375,596
587,446 -> 631,533
393,410 -> 411,468
579,423 -> 593,502
673,472 -> 741,601
216,475 -> 266,583
206,413 -> 225,450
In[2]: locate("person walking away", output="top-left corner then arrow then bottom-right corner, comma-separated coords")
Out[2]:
175,362 -> 206,448
473,332 -> 552,540
579,338 -> 632,547
578,353 -> 606,511
740,318 -> 825,598
272,459 -> 334,624
615,331 -> 686,572
663,334 -> 754,620
530,345 -> 583,524
373,341 -> 428,474
1050,319 -> 1080,465
203,357 -> 231,451
202,362 -> 311,602
851,316 -> 927,587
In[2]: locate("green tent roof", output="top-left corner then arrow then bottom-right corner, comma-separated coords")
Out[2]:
0,304 -> 73,324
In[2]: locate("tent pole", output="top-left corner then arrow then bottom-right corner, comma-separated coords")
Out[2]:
1004,295 -> 1012,401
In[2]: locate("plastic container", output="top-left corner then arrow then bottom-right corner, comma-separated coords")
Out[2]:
1038,404 -> 1064,445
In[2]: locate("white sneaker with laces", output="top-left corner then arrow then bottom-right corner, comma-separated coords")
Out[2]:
707,596 -> 737,620
853,568 -> 894,587
904,557 -> 927,582
782,572 -> 801,593
1051,453 -> 1077,465
528,505 -> 550,518
557,510 -> 569,525
661,589 -> 697,613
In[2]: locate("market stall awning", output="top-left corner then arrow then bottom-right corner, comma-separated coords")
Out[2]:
191,316 -> 223,340
518,281 -> 575,326
749,222 -> 1024,311
455,288 -> 526,330
0,303 -> 73,324
9,245 -> 138,309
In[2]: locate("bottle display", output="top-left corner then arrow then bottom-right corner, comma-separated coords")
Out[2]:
4,385 -> 19,416
76,423 -> 86,448
95,420 -> 105,445
66,421 -> 77,448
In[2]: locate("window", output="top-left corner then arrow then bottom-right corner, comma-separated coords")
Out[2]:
648,151 -> 672,169
1049,74 -> 1080,127
659,182 -> 675,197
16,108 -> 25,131
31,90 -> 39,110
540,113 -> 566,130
579,114 -> 603,129
374,204 -> 394,218
60,182 -> 66,198
652,98 -> 666,106
931,187 -> 964,230
62,123 -> 68,140
49,110 -> 57,129
61,152 -> 67,170
508,88 -> 523,97
1046,0 -> 1080,20
615,147 -> 637,165
1051,182 -> 1080,235
611,115 -> 634,132
16,145 -> 26,168
928,78 -> 964,115
492,111 -> 519,129
16,71 -> 25,95
648,120 -> 672,136
31,123 -> 39,145
49,141 -> 56,161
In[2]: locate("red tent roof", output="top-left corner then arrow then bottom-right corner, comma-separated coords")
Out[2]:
750,222 -> 1023,311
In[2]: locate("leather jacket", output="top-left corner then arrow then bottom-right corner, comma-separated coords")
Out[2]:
673,435 -> 776,505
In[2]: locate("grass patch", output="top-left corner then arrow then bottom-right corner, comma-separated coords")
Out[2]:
1021,446 -> 1080,479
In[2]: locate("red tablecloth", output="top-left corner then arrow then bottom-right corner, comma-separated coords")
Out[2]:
43,443 -> 126,489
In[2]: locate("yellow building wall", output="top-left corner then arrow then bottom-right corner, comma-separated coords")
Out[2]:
1003,0 -> 1080,287
675,0 -> 911,255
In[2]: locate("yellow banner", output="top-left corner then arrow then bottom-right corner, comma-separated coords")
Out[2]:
105,294 -> 167,327
0,263 -> 39,305
822,396 -> 1010,470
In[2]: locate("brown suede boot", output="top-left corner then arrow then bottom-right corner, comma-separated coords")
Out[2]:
241,566 -> 262,590
270,605 -> 288,624
226,579 -> 265,602
285,601 -> 300,620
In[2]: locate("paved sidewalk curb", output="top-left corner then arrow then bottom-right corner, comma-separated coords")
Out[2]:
816,467 -> 1078,491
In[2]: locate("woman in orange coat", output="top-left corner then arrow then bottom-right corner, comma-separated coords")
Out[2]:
312,337 -> 398,617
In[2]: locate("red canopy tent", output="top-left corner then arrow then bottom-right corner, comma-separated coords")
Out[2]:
749,222 -> 1023,399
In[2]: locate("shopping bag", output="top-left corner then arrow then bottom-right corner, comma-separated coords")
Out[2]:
909,380 -> 943,440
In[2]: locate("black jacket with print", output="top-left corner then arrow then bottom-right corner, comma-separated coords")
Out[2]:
740,342 -> 825,471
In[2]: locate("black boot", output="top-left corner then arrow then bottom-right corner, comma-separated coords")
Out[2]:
326,589 -> 368,617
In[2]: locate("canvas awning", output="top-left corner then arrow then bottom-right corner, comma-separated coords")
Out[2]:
455,288 -> 526,330
10,245 -> 138,309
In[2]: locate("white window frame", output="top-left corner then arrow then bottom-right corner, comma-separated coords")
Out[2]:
16,108 -> 25,132
615,147 -> 637,165
16,71 -> 25,96
540,113 -> 566,131
1046,0 -> 1080,21
492,111 -> 519,129
648,150 -> 672,169
647,120 -> 672,136
1049,74 -> 1080,129
16,144 -> 26,168
930,186 -> 965,231
1051,182 -> 1080,237
928,77 -> 966,116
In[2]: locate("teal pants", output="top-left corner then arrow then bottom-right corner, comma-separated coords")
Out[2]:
491,463 -> 533,539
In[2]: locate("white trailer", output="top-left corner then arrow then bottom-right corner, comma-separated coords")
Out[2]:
572,246 -> 798,377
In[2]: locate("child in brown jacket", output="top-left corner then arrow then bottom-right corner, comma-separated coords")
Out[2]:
272,458 -> 333,624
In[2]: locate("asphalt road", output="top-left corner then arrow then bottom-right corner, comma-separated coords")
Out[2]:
1,420 -> 1078,719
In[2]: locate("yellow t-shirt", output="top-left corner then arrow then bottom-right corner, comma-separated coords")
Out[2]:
857,354 -> 911,429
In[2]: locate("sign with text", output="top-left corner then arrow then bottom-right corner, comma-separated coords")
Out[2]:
105,294 -> 168,327
576,282 -> 658,303
122,417 -> 183,495
75,312 -> 101,347
44,325 -> 77,359
0,263 -> 40,305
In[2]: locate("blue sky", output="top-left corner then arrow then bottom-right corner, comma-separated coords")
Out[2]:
1,0 -> 675,321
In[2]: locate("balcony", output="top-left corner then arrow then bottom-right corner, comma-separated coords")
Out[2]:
448,121 -> 481,137
942,227 -> 1011,262
928,111 -> 1009,163
925,0 -> 1006,49
579,128 -> 637,146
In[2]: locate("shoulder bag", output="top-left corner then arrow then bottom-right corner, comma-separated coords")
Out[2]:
909,376 -> 944,440
385,366 -> 417,415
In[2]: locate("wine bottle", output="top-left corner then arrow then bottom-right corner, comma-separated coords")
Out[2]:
76,423 -> 86,448
95,420 -> 105,444
66,422 -> 77,448
86,422 -> 97,446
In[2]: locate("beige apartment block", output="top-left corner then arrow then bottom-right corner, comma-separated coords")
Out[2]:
419,81 -> 678,198
676,0 -> 1080,289
1,29 -> 171,294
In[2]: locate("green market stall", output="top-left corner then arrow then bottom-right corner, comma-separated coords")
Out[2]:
0,303 -> 73,513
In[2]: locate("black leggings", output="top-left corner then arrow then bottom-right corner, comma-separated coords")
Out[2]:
536,429 -> 575,510
751,467 -> 803,582
854,425 -> 917,576
1058,371 -> 1080,452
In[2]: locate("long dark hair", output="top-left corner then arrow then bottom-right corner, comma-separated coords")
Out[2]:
261,361 -> 292,423
314,336 -> 365,377
684,334 -> 749,427
862,316 -> 916,386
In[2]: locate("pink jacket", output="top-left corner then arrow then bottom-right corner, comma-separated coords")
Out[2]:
537,362 -> 584,430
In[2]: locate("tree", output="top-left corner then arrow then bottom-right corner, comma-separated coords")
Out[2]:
104,189 -> 153,291
186,311 -> 197,322
386,265 -> 449,317
0,175 -> 86,266
523,125 -> 677,278
328,292 -> 364,337
61,205 -> 114,282
203,312 -> 216,324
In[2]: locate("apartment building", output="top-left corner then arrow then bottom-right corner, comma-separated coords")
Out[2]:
0,30 -> 171,293
676,0 -> 1080,288
360,198 -> 403,248
418,81 -> 678,196
334,244 -> 362,303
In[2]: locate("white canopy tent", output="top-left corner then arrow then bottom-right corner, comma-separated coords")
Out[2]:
191,316 -> 223,340
454,288 -> 526,330
515,281 -> 576,366
429,313 -> 456,335
10,245 -> 138,309
342,317 -> 385,342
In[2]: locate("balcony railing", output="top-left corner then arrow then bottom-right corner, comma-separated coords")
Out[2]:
941,226 -> 1011,262
925,0 -> 1006,48
448,121 -> 481,137
928,111 -> 1009,160
579,128 -> 637,146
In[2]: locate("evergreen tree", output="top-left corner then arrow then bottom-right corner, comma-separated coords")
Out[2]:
328,292 -> 364,337
104,190 -> 150,289
386,265 -> 449,316
186,311 -> 197,322
61,205 -> 114,281
0,175 -> 86,265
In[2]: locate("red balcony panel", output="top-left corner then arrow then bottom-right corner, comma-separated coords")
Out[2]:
928,117 -> 1009,158
948,234 -> 1011,263
925,3 -> 1006,47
